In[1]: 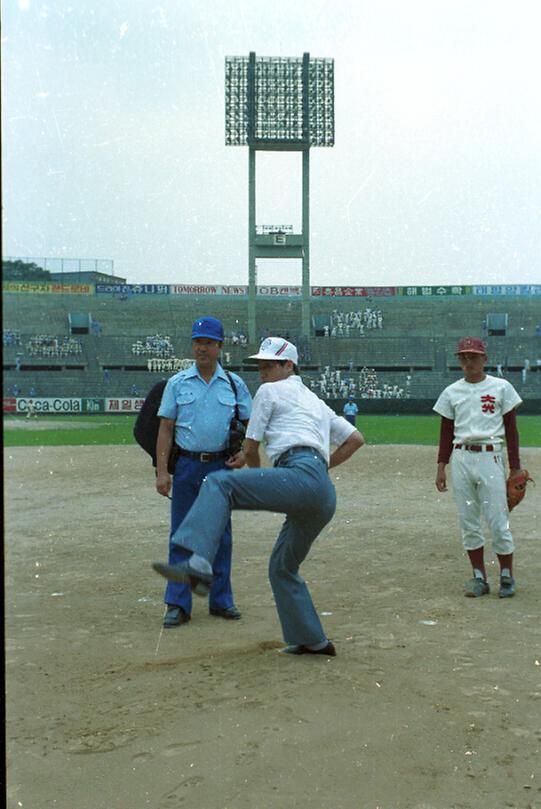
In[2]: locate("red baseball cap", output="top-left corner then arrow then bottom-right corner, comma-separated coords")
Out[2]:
456,336 -> 486,355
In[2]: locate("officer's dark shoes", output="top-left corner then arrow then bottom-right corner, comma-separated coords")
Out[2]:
163,605 -> 191,628
209,606 -> 241,620
282,641 -> 336,657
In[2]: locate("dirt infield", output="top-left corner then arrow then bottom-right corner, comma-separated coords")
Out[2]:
5,443 -> 541,809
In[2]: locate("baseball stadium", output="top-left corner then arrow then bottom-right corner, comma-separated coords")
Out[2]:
5,32 -> 541,809
4,270 -> 541,809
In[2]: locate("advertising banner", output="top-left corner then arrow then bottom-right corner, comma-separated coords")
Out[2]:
311,286 -> 396,297
96,284 -> 170,295
3,282 -> 92,294
473,285 -> 541,296
220,286 -> 248,296
3,398 -> 17,413
397,285 -> 473,296
82,398 -> 103,413
16,397 -> 82,414
50,283 -> 93,295
257,286 -> 302,296
170,284 -> 248,295
3,282 -> 53,294
105,397 -> 145,413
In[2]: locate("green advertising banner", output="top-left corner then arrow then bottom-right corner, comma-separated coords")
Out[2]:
82,398 -> 103,413
396,286 -> 473,297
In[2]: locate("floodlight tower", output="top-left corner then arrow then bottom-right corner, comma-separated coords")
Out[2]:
225,52 -> 334,343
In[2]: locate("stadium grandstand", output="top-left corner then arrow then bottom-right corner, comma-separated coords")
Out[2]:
3,275 -> 541,415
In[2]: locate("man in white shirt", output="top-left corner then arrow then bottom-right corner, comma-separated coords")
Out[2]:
153,337 -> 364,657
434,336 -> 523,598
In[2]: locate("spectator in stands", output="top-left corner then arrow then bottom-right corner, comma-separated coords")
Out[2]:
131,384 -> 139,396
327,307 -> 384,337
3,329 -> 22,346
15,354 -> 22,372
132,334 -> 174,358
25,335 -> 82,357
29,386 -> 37,397
103,369 -> 110,383
496,364 -> 504,378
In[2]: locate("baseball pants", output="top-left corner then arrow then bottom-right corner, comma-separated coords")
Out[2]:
450,447 -> 514,555
170,448 -> 337,646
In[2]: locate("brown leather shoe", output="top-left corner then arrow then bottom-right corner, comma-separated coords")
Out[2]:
163,605 -> 191,628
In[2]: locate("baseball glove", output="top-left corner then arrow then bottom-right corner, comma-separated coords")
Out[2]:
506,469 -> 534,511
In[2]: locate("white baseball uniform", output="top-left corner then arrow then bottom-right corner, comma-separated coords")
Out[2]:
433,375 -> 522,554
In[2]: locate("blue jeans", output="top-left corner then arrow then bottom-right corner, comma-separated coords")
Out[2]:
165,456 -> 234,614
171,448 -> 337,645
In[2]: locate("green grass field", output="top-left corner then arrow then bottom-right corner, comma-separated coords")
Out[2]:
4,413 -> 541,448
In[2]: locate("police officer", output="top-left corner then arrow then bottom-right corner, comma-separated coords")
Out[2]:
155,316 -> 252,627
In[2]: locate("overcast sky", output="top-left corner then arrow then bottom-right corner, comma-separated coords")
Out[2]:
3,0 -> 541,287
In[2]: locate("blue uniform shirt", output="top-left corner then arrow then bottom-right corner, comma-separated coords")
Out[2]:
343,402 -> 359,416
158,363 -> 252,452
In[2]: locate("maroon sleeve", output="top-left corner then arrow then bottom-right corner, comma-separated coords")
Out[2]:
503,408 -> 520,469
437,417 -> 455,464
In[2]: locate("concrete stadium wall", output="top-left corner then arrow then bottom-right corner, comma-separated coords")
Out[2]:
3,291 -> 541,408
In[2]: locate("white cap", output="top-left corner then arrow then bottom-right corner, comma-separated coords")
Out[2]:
249,337 -> 298,364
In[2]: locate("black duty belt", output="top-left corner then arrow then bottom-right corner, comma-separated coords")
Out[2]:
454,444 -> 495,453
178,447 -> 229,463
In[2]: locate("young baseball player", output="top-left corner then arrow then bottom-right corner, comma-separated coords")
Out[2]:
153,337 -> 364,657
434,337 -> 523,598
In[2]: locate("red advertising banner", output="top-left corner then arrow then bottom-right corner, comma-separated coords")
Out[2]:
3,398 -> 17,413
311,286 -> 396,297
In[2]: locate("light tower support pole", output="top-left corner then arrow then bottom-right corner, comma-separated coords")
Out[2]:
301,147 -> 310,338
248,146 -> 257,342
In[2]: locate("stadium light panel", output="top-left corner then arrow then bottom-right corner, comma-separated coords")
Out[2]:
225,53 -> 334,148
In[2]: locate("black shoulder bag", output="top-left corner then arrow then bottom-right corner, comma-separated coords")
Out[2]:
225,371 -> 246,455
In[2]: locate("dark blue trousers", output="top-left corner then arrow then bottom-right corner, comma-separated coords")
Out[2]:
164,455 -> 234,614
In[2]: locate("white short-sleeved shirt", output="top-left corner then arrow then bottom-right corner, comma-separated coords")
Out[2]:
246,375 -> 356,463
433,375 -> 522,444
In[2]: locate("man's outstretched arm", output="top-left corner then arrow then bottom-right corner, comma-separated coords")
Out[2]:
329,430 -> 364,469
